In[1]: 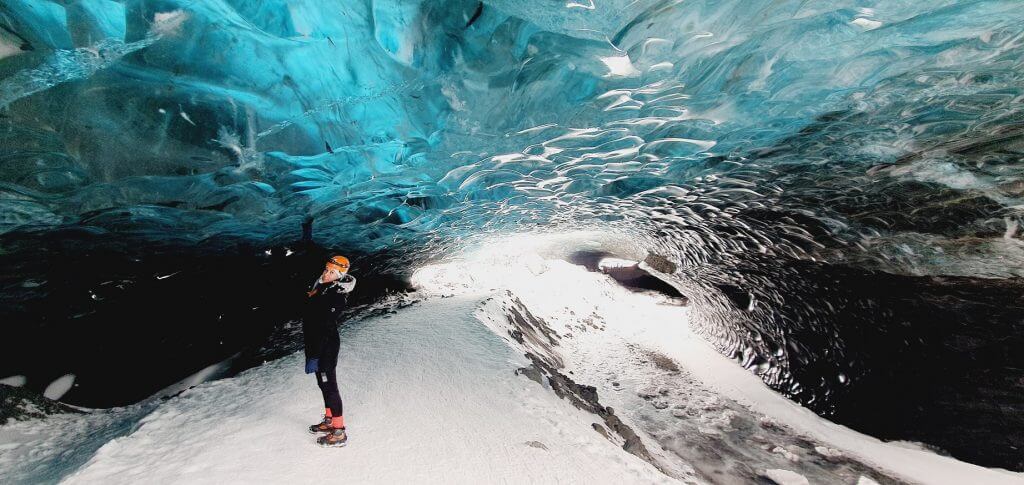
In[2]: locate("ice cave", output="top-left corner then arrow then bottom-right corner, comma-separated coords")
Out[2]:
1,1 -> 1023,483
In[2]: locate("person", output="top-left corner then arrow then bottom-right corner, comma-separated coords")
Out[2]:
304,254 -> 356,447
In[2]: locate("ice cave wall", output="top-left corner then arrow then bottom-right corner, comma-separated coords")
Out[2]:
2,0 -> 1024,470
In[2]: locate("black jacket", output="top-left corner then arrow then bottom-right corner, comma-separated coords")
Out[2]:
303,275 -> 356,360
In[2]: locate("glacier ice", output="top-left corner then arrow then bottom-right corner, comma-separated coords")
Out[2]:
2,0 -> 1024,472
3,1 -> 1021,258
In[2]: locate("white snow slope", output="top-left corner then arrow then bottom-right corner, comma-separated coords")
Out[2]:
56,295 -> 672,484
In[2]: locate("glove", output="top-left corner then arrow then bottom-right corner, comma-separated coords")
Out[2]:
305,358 -> 319,374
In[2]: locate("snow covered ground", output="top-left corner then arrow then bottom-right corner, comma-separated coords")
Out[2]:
412,235 -> 1024,485
5,295 -> 672,484
3,234 -> 1023,484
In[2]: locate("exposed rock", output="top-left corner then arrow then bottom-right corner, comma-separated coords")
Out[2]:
514,364 -> 544,385
0,384 -> 79,424
772,446 -> 801,462
503,293 -> 563,368
643,253 -> 677,274
645,350 -> 681,373
498,292 -> 909,484
518,353 -> 667,476
524,440 -> 549,450
815,445 -> 844,461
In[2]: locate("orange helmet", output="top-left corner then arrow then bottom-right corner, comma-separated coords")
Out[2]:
325,255 -> 350,273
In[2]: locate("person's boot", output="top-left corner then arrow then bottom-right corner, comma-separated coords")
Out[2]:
309,416 -> 332,434
316,427 -> 348,447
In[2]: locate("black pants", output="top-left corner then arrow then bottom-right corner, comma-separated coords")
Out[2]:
315,334 -> 343,417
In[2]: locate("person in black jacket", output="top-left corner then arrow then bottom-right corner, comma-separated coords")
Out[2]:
304,255 -> 356,447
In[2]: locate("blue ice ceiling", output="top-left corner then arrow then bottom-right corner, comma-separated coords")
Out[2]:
3,0 -> 1024,456
3,0 -> 1022,268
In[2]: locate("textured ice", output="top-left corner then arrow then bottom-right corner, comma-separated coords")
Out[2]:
2,0 -> 1024,470
4,1 -> 1020,253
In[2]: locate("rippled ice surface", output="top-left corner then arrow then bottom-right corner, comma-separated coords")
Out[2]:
2,0 -> 1023,471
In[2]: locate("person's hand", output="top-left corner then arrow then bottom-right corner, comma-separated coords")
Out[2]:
305,358 -> 319,374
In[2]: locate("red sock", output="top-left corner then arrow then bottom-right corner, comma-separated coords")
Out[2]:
324,408 -> 332,418
331,415 -> 345,429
